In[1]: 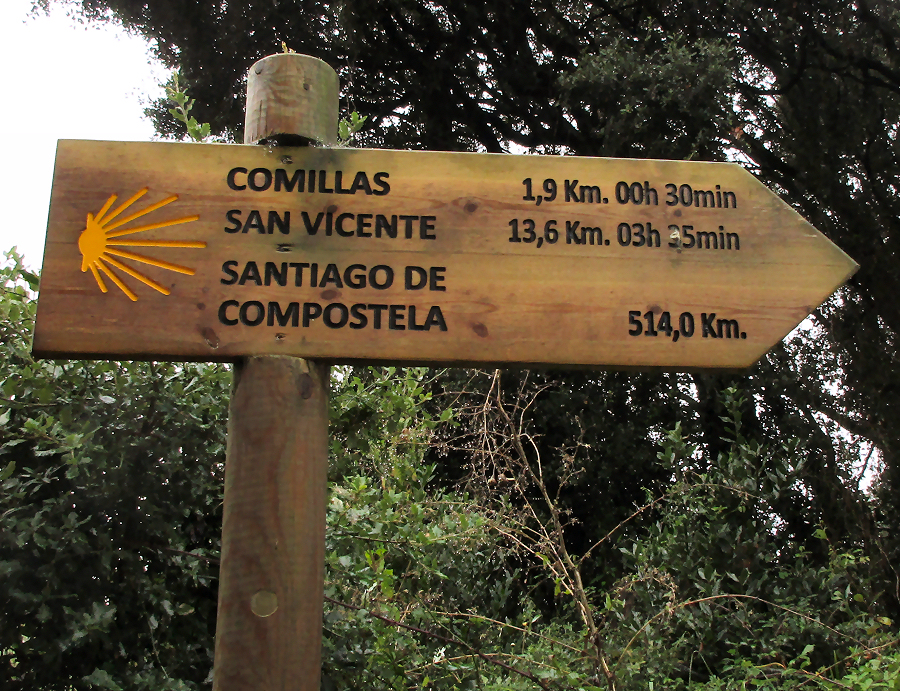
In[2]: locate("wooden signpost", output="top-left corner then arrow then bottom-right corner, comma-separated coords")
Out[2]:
32,53 -> 857,690
33,124 -> 856,371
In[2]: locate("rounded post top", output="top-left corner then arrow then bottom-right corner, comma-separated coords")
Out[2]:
244,53 -> 339,146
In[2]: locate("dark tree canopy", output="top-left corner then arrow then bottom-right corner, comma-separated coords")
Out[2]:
10,0 -> 900,687
52,0 -> 900,618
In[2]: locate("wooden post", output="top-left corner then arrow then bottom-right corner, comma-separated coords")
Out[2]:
213,54 -> 338,691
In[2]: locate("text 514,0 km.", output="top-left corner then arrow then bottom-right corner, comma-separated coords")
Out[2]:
628,310 -> 748,342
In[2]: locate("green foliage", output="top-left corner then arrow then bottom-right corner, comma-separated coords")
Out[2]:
561,32 -> 735,159
324,367 -> 542,688
1,250 -> 230,689
603,388 -> 899,690
0,256 -> 593,688
163,70 -> 366,146
337,111 -> 368,146
14,0 -> 900,686
165,72 -> 211,142
3,249 -> 899,688
54,5 -> 900,575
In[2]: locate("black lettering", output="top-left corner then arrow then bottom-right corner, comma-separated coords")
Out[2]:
289,262 -> 310,286
319,264 -> 344,288
318,170 -> 334,193
682,225 -> 695,248
344,264 -> 367,289
372,172 -> 390,195
696,232 -> 718,249
405,266 -> 428,290
219,300 -> 239,325
420,216 -> 437,240
268,301 -> 299,327
334,170 -> 351,194
628,311 -> 642,335
239,261 -> 262,285
267,210 -> 290,235
307,170 -> 316,193
582,226 -> 601,245
221,260 -> 239,285
274,168 -> 304,192
356,213 -> 373,237
324,303 -> 349,328
566,221 -> 582,244
248,168 -> 272,191
227,167 -> 247,191
239,301 -> 265,326
580,185 -> 601,203
369,304 -> 388,328
224,209 -> 242,233
702,312 -> 718,338
370,265 -> 394,289
695,189 -> 715,207
630,182 -> 644,205
375,214 -> 397,238
350,171 -> 373,195
389,304 -> 406,330
301,211 -> 324,235
723,191 -> 737,208
243,210 -> 266,234
335,213 -> 355,237
424,305 -> 448,331
565,179 -> 580,202
718,319 -> 740,339
303,302 -> 322,326
265,262 -> 287,286
399,215 -> 417,238
409,305 -> 426,330
665,183 -> 677,206
633,224 -> 646,247
429,266 -> 446,291
349,304 -> 368,329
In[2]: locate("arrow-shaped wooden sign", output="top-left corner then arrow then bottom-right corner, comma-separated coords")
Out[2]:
33,139 -> 857,370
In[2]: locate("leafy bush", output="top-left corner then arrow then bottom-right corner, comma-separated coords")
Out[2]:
2,249 -> 897,689
1,249 -> 229,689
604,389 -> 899,690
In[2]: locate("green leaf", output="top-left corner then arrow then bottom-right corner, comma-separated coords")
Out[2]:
0,460 -> 14,481
81,669 -> 123,690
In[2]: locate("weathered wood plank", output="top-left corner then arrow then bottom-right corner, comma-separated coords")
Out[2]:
33,140 -> 857,370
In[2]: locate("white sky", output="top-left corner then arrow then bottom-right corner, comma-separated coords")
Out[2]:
0,0 -> 169,269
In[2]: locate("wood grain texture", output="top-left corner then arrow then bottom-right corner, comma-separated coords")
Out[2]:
245,54 -> 338,146
34,141 -> 858,370
213,357 -> 329,691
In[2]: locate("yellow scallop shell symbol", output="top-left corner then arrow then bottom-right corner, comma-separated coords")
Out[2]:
77,187 -> 206,301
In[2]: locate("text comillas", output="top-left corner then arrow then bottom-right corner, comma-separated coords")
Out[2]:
219,167 -> 448,333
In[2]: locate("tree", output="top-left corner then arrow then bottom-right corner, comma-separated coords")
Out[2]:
0,250 -> 228,689
53,0 -> 900,572
16,0 -> 900,686
0,253 -> 560,689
